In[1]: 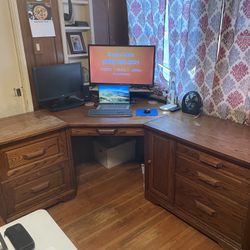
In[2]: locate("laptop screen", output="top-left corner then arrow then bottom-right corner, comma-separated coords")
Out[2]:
99,85 -> 130,104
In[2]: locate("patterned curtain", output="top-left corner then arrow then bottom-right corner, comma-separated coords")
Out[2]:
127,0 -> 249,123
209,1 -> 250,124
168,0 -> 250,124
126,0 -> 167,86
168,0 -> 222,96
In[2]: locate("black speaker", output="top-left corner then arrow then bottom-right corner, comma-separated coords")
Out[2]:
64,0 -> 73,21
82,84 -> 91,101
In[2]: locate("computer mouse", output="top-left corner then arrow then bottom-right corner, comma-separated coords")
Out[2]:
144,108 -> 151,114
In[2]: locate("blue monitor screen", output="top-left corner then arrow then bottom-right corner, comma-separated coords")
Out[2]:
99,85 -> 130,104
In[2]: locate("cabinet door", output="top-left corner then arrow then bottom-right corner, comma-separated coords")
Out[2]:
145,130 -> 175,205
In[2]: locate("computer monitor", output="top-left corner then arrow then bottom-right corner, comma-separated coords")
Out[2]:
88,45 -> 155,86
33,63 -> 83,104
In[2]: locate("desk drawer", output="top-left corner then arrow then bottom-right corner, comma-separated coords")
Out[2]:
1,162 -> 69,216
177,143 -> 250,182
71,127 -> 144,136
1,132 -> 67,171
175,175 -> 246,243
176,156 -> 250,207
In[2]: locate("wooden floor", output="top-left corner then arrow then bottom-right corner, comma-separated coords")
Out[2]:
48,162 -> 222,250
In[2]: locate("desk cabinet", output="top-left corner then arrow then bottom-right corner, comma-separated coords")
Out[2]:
0,129 -> 76,222
144,131 -> 175,205
144,128 -> 250,250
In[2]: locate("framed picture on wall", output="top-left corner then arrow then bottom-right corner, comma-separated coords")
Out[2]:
66,32 -> 87,54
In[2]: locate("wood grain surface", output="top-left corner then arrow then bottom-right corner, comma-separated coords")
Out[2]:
48,162 -> 222,250
175,174 -> 246,244
53,99 -> 164,128
144,128 -> 250,249
144,112 -> 250,166
0,111 -> 67,146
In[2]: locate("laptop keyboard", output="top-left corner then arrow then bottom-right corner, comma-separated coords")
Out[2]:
88,109 -> 132,117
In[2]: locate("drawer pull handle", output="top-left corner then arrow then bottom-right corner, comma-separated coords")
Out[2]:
23,149 -> 46,160
96,129 -> 117,135
31,181 -> 50,193
199,155 -> 223,169
195,200 -> 216,217
197,172 -> 220,187
147,160 -> 152,165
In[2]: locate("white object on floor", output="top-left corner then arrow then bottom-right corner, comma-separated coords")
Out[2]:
85,102 -> 95,106
160,103 -> 177,111
148,100 -> 158,105
0,209 -> 77,250
94,139 -> 136,169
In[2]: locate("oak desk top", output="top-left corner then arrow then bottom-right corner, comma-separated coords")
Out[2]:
0,100 -> 163,146
0,111 -> 67,146
145,112 -> 250,166
53,99 -> 164,128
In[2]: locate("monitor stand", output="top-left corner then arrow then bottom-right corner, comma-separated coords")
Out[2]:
130,86 -> 153,93
44,96 -> 84,112
89,85 -> 153,93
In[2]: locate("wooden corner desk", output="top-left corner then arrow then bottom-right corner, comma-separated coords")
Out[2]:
0,99 -> 162,222
0,99 -> 249,250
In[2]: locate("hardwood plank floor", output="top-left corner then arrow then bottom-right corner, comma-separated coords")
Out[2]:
48,162 -> 222,250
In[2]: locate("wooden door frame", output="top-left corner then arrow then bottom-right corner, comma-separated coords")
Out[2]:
7,0 -> 34,113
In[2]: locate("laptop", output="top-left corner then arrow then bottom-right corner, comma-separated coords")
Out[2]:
97,85 -> 130,110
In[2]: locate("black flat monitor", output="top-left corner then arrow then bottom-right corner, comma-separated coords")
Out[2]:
88,45 -> 155,86
33,63 -> 83,104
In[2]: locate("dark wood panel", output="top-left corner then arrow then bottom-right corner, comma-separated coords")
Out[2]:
2,163 -> 66,215
108,0 -> 129,45
0,125 -> 76,222
145,127 -> 250,250
4,136 -> 61,169
177,143 -> 250,181
175,175 -> 246,244
145,131 -> 175,204
0,131 -> 68,179
92,0 -> 109,44
92,0 -> 128,45
243,204 -> 250,249
71,127 -> 144,136
176,155 -> 250,207
145,113 -> 250,166
16,0 -> 64,109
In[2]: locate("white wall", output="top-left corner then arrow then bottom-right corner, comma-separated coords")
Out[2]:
0,0 -> 33,118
